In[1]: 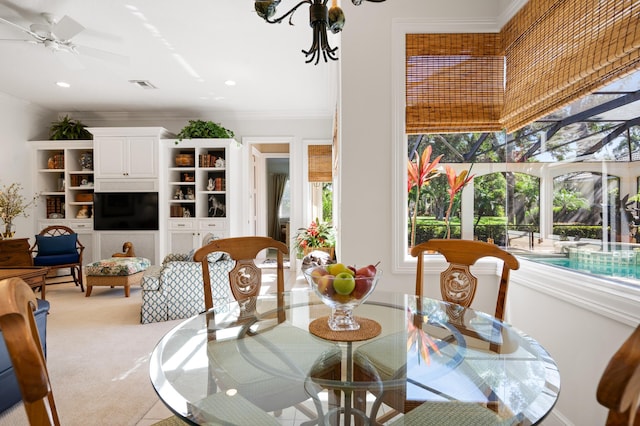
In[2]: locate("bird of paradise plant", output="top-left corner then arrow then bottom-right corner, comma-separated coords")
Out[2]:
444,165 -> 475,239
406,308 -> 441,365
408,146 -> 443,247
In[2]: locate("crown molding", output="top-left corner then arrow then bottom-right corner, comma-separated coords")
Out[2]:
63,109 -> 334,124
497,0 -> 529,28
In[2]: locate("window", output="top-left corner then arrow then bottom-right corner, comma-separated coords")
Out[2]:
401,72 -> 640,287
278,179 -> 291,220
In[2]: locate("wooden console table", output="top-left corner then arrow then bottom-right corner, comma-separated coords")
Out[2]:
0,238 -> 34,266
0,267 -> 49,299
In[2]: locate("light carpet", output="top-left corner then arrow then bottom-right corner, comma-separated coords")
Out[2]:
0,279 -> 183,426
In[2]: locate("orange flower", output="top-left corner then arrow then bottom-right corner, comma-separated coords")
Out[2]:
407,145 -> 443,192
444,166 -> 474,239
406,309 -> 441,365
408,146 -> 443,246
445,166 -> 474,198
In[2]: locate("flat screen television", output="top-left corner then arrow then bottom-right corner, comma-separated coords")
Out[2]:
93,192 -> 159,231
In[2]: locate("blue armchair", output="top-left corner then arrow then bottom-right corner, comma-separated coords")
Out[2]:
30,225 -> 85,292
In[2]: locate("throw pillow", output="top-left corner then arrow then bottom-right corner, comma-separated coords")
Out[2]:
201,232 -> 218,246
186,248 -> 196,262
35,234 -> 78,256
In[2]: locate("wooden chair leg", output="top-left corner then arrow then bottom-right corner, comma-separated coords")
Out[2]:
72,266 -> 84,292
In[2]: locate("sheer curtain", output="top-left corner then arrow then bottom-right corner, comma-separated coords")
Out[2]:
270,174 -> 288,242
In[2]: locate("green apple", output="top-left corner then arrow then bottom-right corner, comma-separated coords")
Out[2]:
333,272 -> 356,295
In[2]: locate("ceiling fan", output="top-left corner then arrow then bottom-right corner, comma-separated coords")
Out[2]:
0,12 -> 128,66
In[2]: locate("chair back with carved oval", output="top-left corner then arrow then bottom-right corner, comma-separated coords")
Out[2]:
193,236 -> 288,317
411,239 -> 519,321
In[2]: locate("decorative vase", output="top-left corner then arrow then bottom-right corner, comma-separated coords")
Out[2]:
79,152 -> 93,171
303,246 -> 335,259
2,221 -> 15,239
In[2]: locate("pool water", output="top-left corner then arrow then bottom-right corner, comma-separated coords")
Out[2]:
526,254 -> 640,285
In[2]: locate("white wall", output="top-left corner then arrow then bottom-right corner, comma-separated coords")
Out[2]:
509,260 -> 640,425
0,92 -> 55,239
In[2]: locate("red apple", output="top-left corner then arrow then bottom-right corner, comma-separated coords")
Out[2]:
355,264 -> 377,278
352,276 -> 373,299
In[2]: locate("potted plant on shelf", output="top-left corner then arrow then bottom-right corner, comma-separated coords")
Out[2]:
176,119 -> 235,142
49,115 -> 93,140
0,182 -> 38,239
294,218 -> 336,260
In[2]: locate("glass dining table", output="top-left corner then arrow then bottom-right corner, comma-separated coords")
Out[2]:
149,290 -> 560,425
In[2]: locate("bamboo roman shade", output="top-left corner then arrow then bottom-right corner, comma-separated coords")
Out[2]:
406,33 -> 504,133
406,0 -> 640,134
501,0 -> 640,131
308,145 -> 332,182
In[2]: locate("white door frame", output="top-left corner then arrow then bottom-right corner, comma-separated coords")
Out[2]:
242,137 -> 295,257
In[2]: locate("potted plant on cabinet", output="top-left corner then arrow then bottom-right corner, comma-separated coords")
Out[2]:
176,119 -> 235,142
49,115 -> 93,140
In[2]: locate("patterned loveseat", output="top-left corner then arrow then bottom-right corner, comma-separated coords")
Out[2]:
140,252 -> 234,324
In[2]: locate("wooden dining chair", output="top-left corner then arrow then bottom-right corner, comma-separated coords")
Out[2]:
30,225 -> 85,292
354,239 -> 520,424
193,236 -> 342,422
597,324 -> 640,426
0,277 -> 60,426
193,235 -> 288,316
412,239 -> 520,321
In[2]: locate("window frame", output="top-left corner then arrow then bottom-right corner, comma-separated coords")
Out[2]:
391,18 -> 502,274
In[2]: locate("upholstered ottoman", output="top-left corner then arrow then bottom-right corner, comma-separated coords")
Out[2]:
85,257 -> 151,297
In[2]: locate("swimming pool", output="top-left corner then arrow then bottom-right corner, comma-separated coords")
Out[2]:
523,251 -> 640,286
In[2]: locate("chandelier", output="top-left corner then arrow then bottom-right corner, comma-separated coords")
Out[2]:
255,0 -> 386,65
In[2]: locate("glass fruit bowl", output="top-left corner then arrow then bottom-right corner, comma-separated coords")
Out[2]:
303,263 -> 382,331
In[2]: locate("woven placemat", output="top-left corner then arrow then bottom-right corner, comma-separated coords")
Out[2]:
309,316 -> 382,342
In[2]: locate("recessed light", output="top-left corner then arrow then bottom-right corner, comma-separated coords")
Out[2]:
224,80 -> 236,86
56,81 -> 70,88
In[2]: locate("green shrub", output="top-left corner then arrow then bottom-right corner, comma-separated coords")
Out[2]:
176,120 -> 234,141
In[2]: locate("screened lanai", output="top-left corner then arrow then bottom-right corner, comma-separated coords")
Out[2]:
407,70 -> 640,286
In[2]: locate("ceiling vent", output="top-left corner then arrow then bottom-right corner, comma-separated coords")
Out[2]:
129,80 -> 157,89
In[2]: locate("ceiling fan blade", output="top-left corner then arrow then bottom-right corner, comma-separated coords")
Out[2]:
0,15 -> 43,40
74,44 -> 129,66
53,50 -> 85,70
0,38 -> 36,44
51,15 -> 84,41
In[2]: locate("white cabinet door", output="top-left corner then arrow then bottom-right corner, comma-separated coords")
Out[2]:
76,231 -> 95,265
169,231 -> 198,254
95,137 -> 127,178
128,137 -> 157,178
95,136 -> 157,178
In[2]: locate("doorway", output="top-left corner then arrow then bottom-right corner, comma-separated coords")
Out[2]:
245,139 -> 292,261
